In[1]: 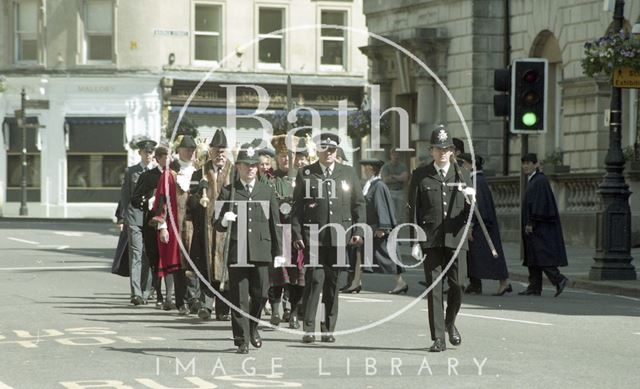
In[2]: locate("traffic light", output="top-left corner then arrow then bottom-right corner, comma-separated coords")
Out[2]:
493,68 -> 510,117
510,58 -> 548,134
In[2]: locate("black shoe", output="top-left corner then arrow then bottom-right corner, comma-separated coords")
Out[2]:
492,284 -> 513,296
236,344 -> 249,354
555,277 -> 569,297
131,296 -> 144,306
302,335 -> 316,343
464,285 -> 482,295
342,284 -> 362,294
428,338 -> 446,352
270,314 -> 281,326
388,284 -> 409,295
177,305 -> 189,315
189,299 -> 201,314
289,315 -> 300,329
198,308 -> 212,320
518,288 -> 541,296
250,329 -> 262,349
321,334 -> 336,343
282,309 -> 291,322
216,313 -> 231,321
445,324 -> 461,346
419,281 -> 428,288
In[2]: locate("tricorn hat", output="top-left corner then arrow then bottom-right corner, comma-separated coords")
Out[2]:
235,143 -> 261,165
521,153 -> 538,163
209,129 -> 228,148
452,138 -> 465,154
336,147 -> 348,162
176,135 -> 197,149
430,125 -> 454,149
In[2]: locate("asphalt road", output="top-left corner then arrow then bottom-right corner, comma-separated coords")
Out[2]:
0,220 -> 639,388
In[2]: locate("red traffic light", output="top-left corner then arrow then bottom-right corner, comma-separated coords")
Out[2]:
523,70 -> 539,83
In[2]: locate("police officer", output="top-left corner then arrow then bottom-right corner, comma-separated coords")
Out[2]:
117,137 -> 157,305
291,133 -> 366,343
214,143 -> 283,354
413,125 -> 473,352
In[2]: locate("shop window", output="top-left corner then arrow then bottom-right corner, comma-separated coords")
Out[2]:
258,8 -> 284,67
14,0 -> 39,63
3,117 -> 41,202
65,117 -> 126,202
320,10 -> 347,68
194,4 -> 222,62
84,0 -> 113,62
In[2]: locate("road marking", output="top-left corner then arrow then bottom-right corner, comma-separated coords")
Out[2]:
420,309 -> 553,326
0,381 -> 15,389
7,237 -> 39,245
339,295 -> 392,303
0,265 -> 110,271
37,245 -> 70,250
53,231 -> 84,237
633,332 -> 640,335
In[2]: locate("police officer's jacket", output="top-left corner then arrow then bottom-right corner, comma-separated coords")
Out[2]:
413,162 -> 472,250
291,161 -> 366,247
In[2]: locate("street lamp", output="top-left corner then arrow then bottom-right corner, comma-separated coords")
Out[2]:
590,0 -> 636,280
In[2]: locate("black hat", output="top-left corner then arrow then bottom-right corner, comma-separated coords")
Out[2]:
236,143 -> 261,165
458,153 -> 484,169
313,132 -> 340,150
430,125 -> 454,149
336,147 -> 348,162
452,138 -> 465,154
359,158 -> 384,168
521,153 -> 538,163
135,138 -> 157,153
294,137 -> 309,156
176,135 -> 197,149
250,138 -> 275,158
209,129 -> 228,148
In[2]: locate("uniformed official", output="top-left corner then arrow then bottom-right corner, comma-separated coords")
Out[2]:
188,129 -> 233,321
412,125 -> 473,352
213,143 -> 283,354
291,133 -> 366,343
117,137 -> 157,305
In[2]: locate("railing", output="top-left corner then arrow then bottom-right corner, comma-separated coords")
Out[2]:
485,176 -> 519,214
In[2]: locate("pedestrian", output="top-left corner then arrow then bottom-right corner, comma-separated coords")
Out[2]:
381,150 -> 409,224
187,129 -> 233,321
213,143 -> 283,354
117,137 -> 156,305
412,125 -> 473,352
457,153 -> 511,296
342,158 -> 408,294
518,153 -> 569,297
291,132 -> 366,343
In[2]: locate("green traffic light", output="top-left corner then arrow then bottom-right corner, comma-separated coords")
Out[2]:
522,112 -> 537,126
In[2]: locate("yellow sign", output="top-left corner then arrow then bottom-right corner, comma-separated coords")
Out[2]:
613,67 -> 640,89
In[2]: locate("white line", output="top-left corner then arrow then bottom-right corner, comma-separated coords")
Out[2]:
0,265 -> 110,271
0,381 -> 16,389
37,245 -> 70,250
7,237 -> 39,245
420,309 -> 553,326
633,332 -> 640,335
53,231 -> 84,237
339,295 -> 392,303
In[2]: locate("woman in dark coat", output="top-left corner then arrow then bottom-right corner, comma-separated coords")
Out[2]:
342,159 -> 408,294
458,154 -> 511,296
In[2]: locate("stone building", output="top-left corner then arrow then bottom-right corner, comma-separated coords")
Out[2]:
361,0 -> 640,246
0,0 -> 369,218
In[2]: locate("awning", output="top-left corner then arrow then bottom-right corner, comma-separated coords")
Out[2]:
65,117 -> 125,126
170,106 -> 350,116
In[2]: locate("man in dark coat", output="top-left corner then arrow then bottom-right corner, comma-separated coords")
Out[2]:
458,153 -> 511,296
413,125 -> 472,352
519,153 -> 569,297
117,138 -> 157,305
291,132 -> 366,344
213,143 -> 283,354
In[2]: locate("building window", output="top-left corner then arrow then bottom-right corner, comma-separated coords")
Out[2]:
194,4 -> 222,62
320,10 -> 347,68
65,118 -> 126,202
84,0 -> 113,62
3,117 -> 41,202
14,0 -> 38,63
258,8 -> 284,67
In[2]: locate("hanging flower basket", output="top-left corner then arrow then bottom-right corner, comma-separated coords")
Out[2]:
347,109 -> 391,139
581,30 -> 640,78
271,110 -> 312,136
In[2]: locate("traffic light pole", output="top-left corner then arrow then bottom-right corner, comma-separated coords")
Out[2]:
19,88 -> 28,216
590,0 -> 636,280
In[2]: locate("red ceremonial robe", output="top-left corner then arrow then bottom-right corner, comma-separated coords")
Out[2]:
150,169 -> 181,277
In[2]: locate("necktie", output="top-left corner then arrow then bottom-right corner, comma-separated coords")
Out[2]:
246,184 -> 252,194
439,169 -> 445,180
325,167 -> 331,178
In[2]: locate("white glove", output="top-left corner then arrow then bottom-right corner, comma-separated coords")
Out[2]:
462,187 -> 476,198
274,255 -> 286,268
199,196 -> 210,208
411,243 -> 424,261
148,195 -> 155,210
220,211 -> 237,227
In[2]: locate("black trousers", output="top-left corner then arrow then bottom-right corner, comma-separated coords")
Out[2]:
302,244 -> 343,334
186,274 -> 230,315
228,264 -> 269,346
423,247 -> 464,341
527,266 -> 564,291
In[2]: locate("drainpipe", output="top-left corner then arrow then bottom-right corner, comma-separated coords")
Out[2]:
502,0 -> 511,176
